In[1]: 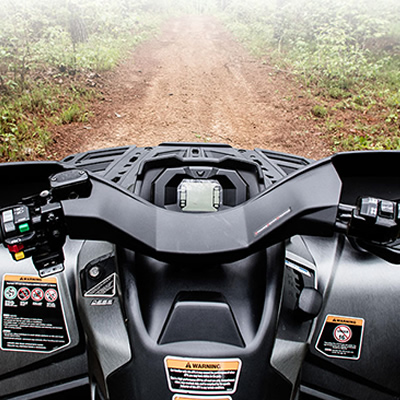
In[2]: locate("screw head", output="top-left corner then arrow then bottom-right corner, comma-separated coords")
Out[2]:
89,266 -> 101,279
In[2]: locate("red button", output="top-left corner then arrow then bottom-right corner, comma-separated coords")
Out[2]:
7,243 -> 24,253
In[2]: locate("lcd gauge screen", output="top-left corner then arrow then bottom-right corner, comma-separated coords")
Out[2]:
178,179 -> 222,212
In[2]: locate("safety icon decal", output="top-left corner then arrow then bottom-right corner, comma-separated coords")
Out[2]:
84,272 -> 116,298
1,275 -> 70,353
316,314 -> 365,360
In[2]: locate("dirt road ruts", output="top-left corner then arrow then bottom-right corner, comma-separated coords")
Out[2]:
51,15 -> 329,160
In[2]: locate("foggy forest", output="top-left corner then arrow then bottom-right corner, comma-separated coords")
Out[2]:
1,0 -> 400,160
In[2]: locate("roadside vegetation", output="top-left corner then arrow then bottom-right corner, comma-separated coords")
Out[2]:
0,0 -> 162,160
2,0 -> 400,160
221,0 -> 400,151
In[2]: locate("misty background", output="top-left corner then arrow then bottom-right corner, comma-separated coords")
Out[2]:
1,0 -> 400,160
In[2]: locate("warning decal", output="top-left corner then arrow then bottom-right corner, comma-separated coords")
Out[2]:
316,315 -> 365,360
1,275 -> 70,353
164,356 -> 241,395
173,395 -> 232,400
84,273 -> 116,298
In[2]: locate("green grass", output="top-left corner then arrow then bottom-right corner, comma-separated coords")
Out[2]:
0,81 -> 95,160
0,1 -> 163,161
220,0 -> 400,152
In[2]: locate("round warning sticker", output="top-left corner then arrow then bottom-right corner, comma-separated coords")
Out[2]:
4,286 -> 17,300
18,287 -> 31,301
31,288 -> 44,302
333,325 -> 352,343
45,288 -> 58,303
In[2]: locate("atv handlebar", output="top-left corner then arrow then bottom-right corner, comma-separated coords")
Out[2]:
1,151 -> 400,276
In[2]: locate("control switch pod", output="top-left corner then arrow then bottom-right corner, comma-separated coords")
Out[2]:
348,197 -> 400,243
0,202 -> 66,277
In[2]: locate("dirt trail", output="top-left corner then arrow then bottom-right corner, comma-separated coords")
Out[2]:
52,15 -> 330,159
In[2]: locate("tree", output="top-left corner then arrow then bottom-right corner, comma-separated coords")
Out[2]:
68,2 -> 88,67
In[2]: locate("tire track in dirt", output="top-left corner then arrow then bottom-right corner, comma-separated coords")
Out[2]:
52,15 -> 330,159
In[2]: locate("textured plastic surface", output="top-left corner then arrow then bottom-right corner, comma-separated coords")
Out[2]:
106,243 -> 293,400
1,145 -> 400,399
301,235 -> 400,400
0,240 -> 87,398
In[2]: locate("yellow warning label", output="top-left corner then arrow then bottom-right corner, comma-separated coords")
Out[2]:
165,356 -> 241,395
173,396 -> 232,400
166,358 -> 240,371
326,315 -> 364,326
4,275 -> 57,284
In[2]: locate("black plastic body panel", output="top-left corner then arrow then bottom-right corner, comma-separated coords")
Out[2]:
2,145 -> 400,399
106,243 -> 293,400
62,144 -> 311,191
60,159 -> 341,262
0,162 -> 68,208
0,144 -> 314,399
300,234 -> 400,400
0,240 -> 88,399
332,151 -> 400,204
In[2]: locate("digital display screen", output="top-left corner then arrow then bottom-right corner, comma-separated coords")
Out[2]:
178,179 -> 222,212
